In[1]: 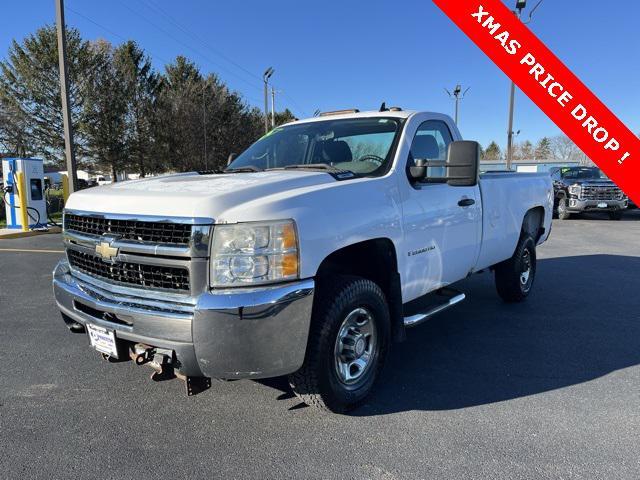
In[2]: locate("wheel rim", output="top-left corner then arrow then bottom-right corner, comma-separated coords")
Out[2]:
520,248 -> 533,292
558,200 -> 566,215
334,307 -> 378,386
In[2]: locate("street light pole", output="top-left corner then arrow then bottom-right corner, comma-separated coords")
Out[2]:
263,67 -> 274,133
55,0 -> 78,192
506,76 -> 517,170
271,87 -> 276,128
506,0 -> 543,170
445,84 -> 470,125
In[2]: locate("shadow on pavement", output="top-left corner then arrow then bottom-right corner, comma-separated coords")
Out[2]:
570,209 -> 640,221
260,254 -> 640,415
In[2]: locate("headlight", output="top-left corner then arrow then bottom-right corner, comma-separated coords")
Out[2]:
210,220 -> 299,287
568,184 -> 581,196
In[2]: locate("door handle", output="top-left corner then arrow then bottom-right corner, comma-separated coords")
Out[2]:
458,198 -> 475,207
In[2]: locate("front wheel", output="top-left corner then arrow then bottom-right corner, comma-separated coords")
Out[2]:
494,235 -> 537,303
288,276 -> 390,412
557,197 -> 572,220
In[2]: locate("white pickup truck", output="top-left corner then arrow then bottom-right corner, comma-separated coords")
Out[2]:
53,109 -> 553,411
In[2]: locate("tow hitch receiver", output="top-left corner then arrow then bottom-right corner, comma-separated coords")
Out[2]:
129,343 -> 211,396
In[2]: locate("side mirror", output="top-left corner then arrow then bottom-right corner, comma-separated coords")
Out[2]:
446,141 -> 479,187
409,159 -> 428,181
227,153 -> 237,166
408,140 -> 480,186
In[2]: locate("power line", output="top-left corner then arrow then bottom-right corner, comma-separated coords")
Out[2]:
66,5 -> 172,65
136,0 -> 263,84
134,0 -> 311,118
66,4 -> 263,105
279,91 -> 309,118
113,0 -> 264,92
68,2 -> 308,116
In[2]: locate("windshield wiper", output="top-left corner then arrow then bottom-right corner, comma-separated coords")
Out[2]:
224,166 -> 263,173
282,163 -> 337,171
271,163 -> 357,180
281,163 -> 354,174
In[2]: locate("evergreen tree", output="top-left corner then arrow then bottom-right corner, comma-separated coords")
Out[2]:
114,41 -> 159,177
483,141 -> 502,160
0,26 -> 301,174
534,137 -> 552,160
81,40 -> 127,180
0,25 -> 95,165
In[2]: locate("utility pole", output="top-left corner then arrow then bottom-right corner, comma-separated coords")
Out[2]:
506,78 -> 517,170
271,87 -> 276,128
507,0 -> 544,170
55,0 -> 78,192
203,83 -> 207,170
263,67 -> 274,133
444,84 -> 470,125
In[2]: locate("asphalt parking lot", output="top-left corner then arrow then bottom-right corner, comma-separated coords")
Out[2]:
1,211 -> 639,479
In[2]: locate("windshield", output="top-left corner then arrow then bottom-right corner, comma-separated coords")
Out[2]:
562,167 -> 607,180
228,117 -> 401,175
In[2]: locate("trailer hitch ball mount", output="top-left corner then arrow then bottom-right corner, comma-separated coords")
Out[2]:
128,343 -> 211,396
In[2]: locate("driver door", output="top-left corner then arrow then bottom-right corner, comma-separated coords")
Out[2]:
401,120 -> 481,299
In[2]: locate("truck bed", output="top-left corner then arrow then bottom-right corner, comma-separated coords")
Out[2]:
475,172 -> 553,271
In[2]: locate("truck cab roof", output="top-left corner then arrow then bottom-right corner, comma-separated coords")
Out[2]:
285,109 -> 419,127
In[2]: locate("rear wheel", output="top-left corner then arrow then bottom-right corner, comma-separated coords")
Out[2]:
495,235 -> 536,303
557,197 -> 571,220
288,276 -> 390,413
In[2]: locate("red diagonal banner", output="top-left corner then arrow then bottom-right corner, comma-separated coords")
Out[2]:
433,0 -> 640,206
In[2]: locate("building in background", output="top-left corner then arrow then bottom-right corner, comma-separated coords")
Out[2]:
480,160 -> 581,173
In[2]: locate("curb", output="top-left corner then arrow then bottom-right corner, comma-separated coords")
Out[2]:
0,227 -> 62,239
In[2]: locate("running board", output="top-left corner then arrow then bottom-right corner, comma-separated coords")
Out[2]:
403,291 -> 466,328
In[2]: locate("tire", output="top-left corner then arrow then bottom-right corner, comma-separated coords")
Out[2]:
495,235 -> 536,303
557,197 -> 571,220
288,276 -> 390,413
608,210 -> 623,220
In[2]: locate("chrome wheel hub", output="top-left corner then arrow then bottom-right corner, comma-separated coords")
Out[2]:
334,307 -> 377,385
520,248 -> 532,289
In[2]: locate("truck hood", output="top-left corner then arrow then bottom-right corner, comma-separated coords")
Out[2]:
66,171 -> 336,221
571,179 -> 615,187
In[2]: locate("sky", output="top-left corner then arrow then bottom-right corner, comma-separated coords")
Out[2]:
1,0 -> 638,150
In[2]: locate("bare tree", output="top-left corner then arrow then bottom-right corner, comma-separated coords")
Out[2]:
550,135 -> 581,162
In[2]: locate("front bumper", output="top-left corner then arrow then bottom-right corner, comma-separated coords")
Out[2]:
53,260 -> 314,379
567,198 -> 627,212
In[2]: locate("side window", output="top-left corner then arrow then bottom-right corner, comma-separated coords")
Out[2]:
408,120 -> 453,181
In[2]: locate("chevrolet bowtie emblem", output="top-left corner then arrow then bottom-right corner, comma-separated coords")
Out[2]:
96,241 -> 119,262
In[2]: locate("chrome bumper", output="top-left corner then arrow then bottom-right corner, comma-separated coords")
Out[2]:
568,198 -> 627,211
53,260 -> 314,379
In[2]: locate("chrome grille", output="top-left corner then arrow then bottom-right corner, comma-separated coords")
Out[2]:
67,249 -> 190,292
581,185 -> 622,201
64,214 -> 192,245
